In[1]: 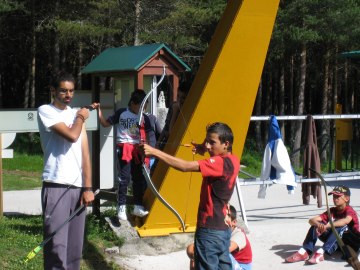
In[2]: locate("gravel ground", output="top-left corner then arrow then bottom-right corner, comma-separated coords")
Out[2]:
4,179 -> 360,270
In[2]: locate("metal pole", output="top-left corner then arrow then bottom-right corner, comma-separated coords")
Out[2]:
250,114 -> 360,121
235,177 -> 248,228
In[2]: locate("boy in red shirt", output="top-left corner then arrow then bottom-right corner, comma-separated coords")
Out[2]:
187,205 -> 253,270
285,185 -> 360,264
138,122 -> 240,270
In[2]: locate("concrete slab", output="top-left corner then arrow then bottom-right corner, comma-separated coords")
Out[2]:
3,179 -> 360,269
3,189 -> 42,215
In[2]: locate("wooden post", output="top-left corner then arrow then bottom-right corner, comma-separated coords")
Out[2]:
0,133 -> 3,216
92,75 -> 101,218
335,105 -> 343,171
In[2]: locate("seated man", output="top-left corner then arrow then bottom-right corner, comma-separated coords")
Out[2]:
187,205 -> 253,270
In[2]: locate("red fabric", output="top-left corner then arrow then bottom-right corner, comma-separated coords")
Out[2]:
117,143 -> 149,167
139,121 -> 147,144
231,227 -> 252,264
319,205 -> 360,236
197,154 -> 240,230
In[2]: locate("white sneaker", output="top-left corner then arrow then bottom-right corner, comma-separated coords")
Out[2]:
117,205 -> 127,220
131,205 -> 149,217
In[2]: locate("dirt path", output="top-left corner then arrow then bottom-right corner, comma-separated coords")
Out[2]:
2,169 -> 42,177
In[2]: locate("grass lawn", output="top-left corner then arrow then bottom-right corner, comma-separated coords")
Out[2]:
2,152 -> 43,174
0,209 -> 125,270
1,150 -> 125,269
3,174 -> 42,191
2,152 -> 43,191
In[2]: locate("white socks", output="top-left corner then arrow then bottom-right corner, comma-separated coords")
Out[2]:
298,248 -> 307,255
316,248 -> 324,254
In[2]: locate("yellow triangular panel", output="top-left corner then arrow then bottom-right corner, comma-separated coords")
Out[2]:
138,0 -> 280,237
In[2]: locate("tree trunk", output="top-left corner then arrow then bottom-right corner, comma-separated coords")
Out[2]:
23,0 -> 36,109
343,61 -> 348,114
29,0 -> 36,141
0,69 -> 2,108
288,55 -> 294,146
332,45 -> 338,160
333,44 -> 338,108
77,42 -> 82,90
52,0 -> 60,73
290,56 -> 300,155
273,67 -> 278,116
290,55 -> 294,115
60,46 -> 66,71
291,44 -> 306,168
350,69 -> 355,113
264,67 -> 272,142
134,0 -> 141,46
255,79 -> 263,153
279,53 -> 285,140
320,45 -> 330,164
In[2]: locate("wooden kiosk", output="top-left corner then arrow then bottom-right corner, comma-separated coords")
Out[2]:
80,44 -> 190,217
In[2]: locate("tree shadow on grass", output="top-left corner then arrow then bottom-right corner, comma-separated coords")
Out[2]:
82,237 -> 121,270
2,214 -> 43,235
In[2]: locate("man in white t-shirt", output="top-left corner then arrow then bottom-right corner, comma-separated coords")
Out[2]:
38,70 -> 94,270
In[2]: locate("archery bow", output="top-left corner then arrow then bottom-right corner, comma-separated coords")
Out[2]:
309,168 -> 360,270
137,65 -> 185,232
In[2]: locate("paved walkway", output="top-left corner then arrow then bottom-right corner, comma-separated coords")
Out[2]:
3,179 -> 360,269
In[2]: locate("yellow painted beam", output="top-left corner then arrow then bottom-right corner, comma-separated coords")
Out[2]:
138,0 -> 280,237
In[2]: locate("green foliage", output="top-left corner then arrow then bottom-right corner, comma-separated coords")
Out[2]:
85,207 -> 125,248
140,0 -> 227,67
240,138 -> 263,172
0,212 -> 125,270
0,0 -> 26,13
8,133 -> 43,156
2,152 -> 43,173
0,215 -> 44,269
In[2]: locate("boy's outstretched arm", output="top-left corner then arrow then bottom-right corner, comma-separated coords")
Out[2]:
89,103 -> 111,127
138,144 -> 199,172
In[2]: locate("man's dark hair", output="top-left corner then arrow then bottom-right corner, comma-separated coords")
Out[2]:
50,70 -> 75,89
206,122 -> 234,152
177,81 -> 192,95
128,89 -> 147,106
229,205 -> 237,221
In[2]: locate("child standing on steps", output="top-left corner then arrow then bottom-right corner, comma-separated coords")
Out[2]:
90,89 -> 151,221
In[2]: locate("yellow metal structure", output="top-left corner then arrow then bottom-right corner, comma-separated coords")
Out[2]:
335,104 -> 353,171
138,0 -> 280,237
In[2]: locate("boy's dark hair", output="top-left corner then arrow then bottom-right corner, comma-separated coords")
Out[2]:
229,205 -> 237,221
177,81 -> 192,95
128,89 -> 147,106
50,70 -> 75,89
206,122 -> 234,152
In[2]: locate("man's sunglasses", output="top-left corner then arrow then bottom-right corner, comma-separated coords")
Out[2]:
59,88 -> 75,94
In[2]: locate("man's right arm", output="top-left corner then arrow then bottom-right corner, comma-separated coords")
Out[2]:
89,103 -> 112,127
50,108 -> 89,143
